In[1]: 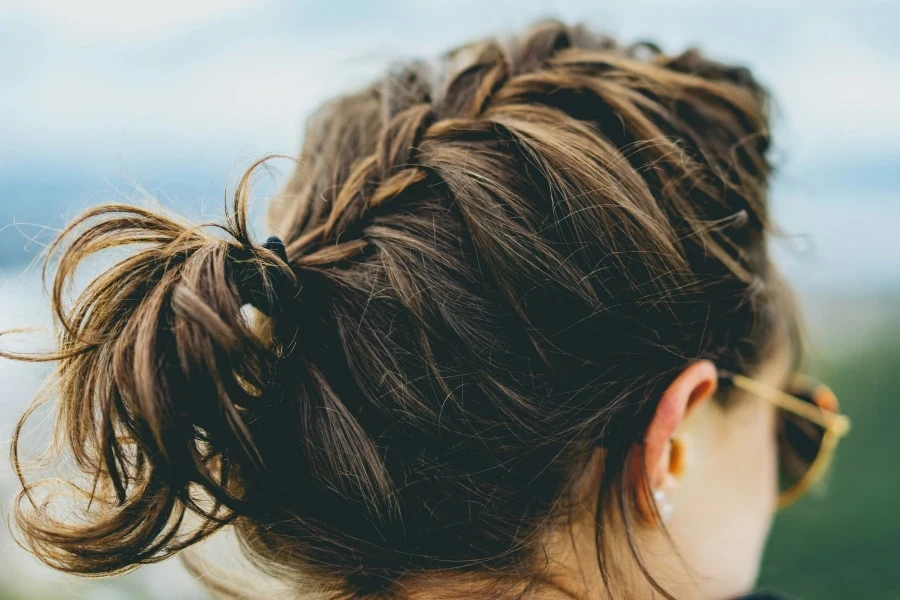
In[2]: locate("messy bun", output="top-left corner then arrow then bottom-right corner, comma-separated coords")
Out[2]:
9,164 -> 300,572
6,19 -> 794,600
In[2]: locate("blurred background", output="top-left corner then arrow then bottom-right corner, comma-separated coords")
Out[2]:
0,1 -> 897,598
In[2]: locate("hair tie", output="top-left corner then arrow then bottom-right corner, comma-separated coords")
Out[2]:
263,236 -> 288,263
239,236 -> 291,317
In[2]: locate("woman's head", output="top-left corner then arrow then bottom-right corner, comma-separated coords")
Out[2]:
8,20 -> 798,600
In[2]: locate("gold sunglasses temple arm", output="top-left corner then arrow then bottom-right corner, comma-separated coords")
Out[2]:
728,374 -> 851,436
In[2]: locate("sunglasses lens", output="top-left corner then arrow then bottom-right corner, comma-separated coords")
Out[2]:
777,378 -> 836,496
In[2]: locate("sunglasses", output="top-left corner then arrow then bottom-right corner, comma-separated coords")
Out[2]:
718,370 -> 851,509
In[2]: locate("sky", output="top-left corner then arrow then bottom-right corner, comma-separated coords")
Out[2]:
0,0 -> 898,291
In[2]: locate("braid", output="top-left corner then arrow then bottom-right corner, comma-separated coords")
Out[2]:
282,18 -> 768,288
298,104 -> 434,264
288,24 -> 580,266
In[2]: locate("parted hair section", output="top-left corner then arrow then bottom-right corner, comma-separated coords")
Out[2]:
6,19 -> 794,600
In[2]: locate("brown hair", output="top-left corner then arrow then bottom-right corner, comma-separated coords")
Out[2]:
5,19 -> 796,600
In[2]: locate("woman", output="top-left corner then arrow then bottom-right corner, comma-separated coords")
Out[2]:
5,20 -> 849,600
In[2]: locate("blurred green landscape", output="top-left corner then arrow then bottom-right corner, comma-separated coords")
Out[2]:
759,294 -> 900,599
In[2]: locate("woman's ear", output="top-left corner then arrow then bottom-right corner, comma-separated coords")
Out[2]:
630,360 -> 718,522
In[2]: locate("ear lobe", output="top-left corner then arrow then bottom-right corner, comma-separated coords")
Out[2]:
631,360 -> 718,520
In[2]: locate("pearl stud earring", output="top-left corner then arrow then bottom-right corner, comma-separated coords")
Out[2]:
653,489 -> 673,523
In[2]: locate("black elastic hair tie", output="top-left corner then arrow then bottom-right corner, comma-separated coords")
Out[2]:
239,236 -> 291,316
263,236 -> 288,263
